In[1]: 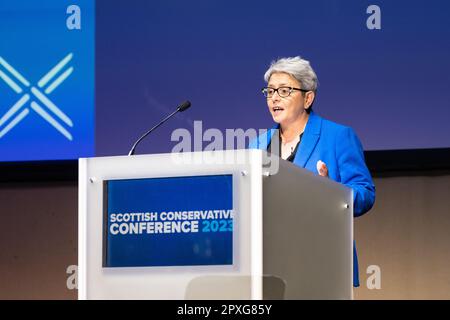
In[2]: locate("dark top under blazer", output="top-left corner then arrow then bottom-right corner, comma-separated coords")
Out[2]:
248,111 -> 376,286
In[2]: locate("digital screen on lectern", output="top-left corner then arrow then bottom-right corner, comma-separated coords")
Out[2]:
104,174 -> 234,268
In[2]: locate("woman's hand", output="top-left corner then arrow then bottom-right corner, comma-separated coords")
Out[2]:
316,160 -> 329,178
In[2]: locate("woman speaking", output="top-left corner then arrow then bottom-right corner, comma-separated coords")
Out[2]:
250,56 -> 376,287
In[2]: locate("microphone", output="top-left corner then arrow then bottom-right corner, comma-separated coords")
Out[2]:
128,100 -> 191,156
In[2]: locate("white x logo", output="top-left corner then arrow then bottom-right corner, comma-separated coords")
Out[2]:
0,53 -> 74,140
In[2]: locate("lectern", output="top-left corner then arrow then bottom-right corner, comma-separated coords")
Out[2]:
78,150 -> 353,299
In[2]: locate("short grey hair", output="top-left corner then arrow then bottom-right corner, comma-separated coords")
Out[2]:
264,56 -> 318,92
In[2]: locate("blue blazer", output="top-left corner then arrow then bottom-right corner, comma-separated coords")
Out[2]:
249,111 -> 376,287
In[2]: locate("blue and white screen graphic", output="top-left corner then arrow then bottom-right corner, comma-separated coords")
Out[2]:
105,175 -> 234,268
0,0 -> 95,161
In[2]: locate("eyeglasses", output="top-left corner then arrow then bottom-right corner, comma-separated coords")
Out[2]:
261,86 -> 309,98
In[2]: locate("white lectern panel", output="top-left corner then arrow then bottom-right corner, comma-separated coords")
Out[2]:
79,150 -> 264,299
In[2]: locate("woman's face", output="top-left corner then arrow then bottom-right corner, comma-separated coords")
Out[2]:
266,72 -> 307,127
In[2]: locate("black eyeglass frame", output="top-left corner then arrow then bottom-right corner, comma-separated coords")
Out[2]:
261,86 -> 310,98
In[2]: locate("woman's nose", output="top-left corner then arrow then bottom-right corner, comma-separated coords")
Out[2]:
271,90 -> 281,101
